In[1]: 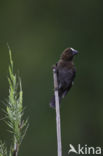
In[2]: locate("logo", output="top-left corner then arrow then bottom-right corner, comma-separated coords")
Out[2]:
68,144 -> 102,155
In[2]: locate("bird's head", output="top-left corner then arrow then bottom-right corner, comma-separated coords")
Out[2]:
61,48 -> 78,61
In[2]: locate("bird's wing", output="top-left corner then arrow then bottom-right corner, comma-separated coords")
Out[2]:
58,68 -> 76,89
58,68 -> 76,98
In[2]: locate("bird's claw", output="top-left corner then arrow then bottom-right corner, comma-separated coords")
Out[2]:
52,64 -> 57,71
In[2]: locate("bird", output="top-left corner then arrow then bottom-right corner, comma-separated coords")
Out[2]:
50,47 -> 78,108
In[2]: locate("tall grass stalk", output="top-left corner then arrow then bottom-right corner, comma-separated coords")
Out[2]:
0,47 -> 28,156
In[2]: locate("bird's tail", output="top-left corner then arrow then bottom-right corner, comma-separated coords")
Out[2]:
50,95 -> 55,108
50,94 -> 62,109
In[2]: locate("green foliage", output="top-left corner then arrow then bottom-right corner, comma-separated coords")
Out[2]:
0,47 -> 28,155
0,141 -> 7,156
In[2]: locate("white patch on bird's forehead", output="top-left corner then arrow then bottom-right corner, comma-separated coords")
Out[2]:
70,48 -> 75,51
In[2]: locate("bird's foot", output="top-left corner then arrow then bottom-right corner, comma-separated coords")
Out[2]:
52,64 -> 57,72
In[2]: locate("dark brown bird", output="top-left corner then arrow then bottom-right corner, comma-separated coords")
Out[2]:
50,47 -> 78,108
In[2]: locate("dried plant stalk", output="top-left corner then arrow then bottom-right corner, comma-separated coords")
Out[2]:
53,66 -> 62,156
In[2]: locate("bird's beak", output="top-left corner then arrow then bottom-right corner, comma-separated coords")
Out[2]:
71,48 -> 78,56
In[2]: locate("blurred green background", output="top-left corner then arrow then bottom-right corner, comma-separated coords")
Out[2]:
0,0 -> 103,155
